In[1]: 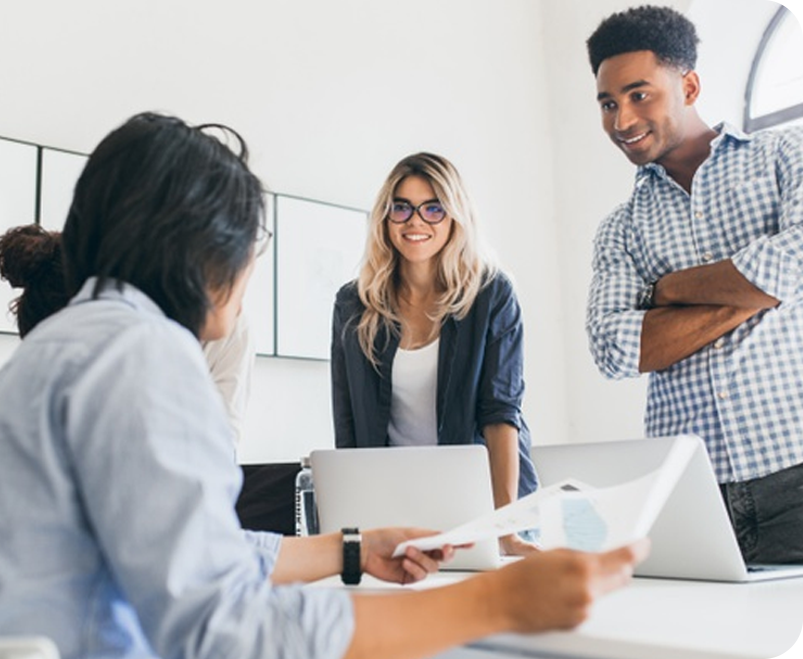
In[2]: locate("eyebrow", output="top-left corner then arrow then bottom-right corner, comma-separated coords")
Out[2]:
596,79 -> 650,102
392,197 -> 441,205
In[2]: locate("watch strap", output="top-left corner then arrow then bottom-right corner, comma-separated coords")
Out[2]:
341,527 -> 362,585
639,281 -> 657,310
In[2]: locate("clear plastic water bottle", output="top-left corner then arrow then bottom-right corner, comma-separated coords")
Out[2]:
295,456 -> 319,536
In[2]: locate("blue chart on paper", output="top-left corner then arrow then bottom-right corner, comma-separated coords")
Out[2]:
561,498 -> 608,551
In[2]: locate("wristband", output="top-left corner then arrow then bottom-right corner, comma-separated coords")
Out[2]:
639,281 -> 657,310
341,527 -> 362,585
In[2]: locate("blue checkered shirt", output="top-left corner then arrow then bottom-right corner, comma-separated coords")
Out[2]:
587,123 -> 803,483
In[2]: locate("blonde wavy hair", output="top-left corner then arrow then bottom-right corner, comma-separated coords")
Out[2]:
356,152 -> 496,365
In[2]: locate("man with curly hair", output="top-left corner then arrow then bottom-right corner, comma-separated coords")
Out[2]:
585,5 -> 803,564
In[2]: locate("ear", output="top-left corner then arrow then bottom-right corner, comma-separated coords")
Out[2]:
681,70 -> 701,106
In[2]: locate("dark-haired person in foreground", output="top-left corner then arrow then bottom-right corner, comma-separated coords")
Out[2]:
585,5 -> 803,564
0,224 -> 254,448
0,111 -> 647,659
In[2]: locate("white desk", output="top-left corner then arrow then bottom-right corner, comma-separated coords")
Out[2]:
315,571 -> 803,659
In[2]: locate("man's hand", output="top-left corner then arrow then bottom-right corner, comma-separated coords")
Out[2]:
362,528 -> 456,585
490,539 -> 650,633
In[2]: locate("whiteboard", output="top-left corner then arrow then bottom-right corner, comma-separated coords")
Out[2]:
0,138 -> 38,334
242,194 -> 276,356
39,148 -> 88,231
275,195 -> 367,360
0,135 -> 368,356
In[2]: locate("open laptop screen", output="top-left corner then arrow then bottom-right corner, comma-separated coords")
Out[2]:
311,445 -> 500,571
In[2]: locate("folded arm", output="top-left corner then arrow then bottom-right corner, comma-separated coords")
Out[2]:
639,260 -> 776,372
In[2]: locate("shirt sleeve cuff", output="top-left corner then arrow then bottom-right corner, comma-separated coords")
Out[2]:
593,310 -> 645,379
243,529 -> 283,575
731,237 -> 802,303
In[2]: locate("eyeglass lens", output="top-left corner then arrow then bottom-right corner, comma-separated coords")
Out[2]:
388,199 -> 446,224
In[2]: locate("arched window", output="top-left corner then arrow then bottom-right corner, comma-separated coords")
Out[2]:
743,6 -> 803,132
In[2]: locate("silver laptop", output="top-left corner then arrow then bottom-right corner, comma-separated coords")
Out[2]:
532,435 -> 803,582
311,445 -> 500,571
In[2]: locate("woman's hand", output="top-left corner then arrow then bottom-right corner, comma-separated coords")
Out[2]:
499,533 -> 540,557
361,528 -> 456,585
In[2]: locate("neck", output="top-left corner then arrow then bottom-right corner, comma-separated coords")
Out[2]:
398,261 -> 439,300
659,116 -> 719,193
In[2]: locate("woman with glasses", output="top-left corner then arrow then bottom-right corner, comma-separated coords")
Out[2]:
331,152 -> 539,556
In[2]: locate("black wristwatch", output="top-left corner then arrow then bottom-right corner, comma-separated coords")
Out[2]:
341,527 -> 362,585
639,281 -> 657,310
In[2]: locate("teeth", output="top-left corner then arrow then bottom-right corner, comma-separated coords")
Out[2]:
621,132 -> 647,144
405,235 -> 430,241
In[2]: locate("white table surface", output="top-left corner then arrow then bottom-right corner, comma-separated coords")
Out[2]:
314,570 -> 803,659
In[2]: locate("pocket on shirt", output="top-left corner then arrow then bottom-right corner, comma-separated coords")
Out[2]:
721,176 -> 780,252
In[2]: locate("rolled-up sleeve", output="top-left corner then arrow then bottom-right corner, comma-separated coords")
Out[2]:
586,205 -> 646,380
731,129 -> 803,303
477,276 -> 526,429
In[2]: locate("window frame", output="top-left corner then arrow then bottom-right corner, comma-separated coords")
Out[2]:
743,6 -> 803,132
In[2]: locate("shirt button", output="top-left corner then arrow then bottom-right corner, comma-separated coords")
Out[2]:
702,252 -> 714,262
695,211 -> 704,219
713,338 -> 725,349
718,391 -> 728,400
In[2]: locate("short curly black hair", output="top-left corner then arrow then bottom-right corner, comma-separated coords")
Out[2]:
587,5 -> 699,76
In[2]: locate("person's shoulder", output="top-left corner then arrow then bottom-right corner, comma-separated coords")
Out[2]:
29,294 -> 203,385
334,279 -> 362,308
773,125 -> 803,152
747,125 -> 803,151
596,200 -> 633,234
483,268 -> 514,293
480,268 -> 519,305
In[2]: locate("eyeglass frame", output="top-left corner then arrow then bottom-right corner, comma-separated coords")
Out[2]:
386,198 -> 448,225
254,223 -> 273,257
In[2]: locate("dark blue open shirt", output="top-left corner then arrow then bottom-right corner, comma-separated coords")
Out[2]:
330,271 -> 538,498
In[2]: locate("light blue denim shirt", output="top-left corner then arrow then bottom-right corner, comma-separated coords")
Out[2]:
0,279 -> 354,659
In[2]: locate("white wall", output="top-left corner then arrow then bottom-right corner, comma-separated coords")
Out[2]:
538,0 -> 670,447
0,0 -> 560,463
0,0 -> 800,463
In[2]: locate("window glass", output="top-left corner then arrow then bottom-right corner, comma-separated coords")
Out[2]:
745,8 -> 803,130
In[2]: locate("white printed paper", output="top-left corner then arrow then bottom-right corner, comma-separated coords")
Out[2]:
393,436 -> 697,557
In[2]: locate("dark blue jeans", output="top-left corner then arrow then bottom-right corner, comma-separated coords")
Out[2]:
720,462 -> 803,564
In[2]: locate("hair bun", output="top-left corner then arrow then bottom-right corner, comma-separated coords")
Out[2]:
0,224 -> 62,289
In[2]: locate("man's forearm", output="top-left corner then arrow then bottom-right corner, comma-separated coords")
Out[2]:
639,304 -> 759,373
654,260 -> 779,309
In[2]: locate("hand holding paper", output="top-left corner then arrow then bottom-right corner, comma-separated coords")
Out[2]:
394,435 -> 697,558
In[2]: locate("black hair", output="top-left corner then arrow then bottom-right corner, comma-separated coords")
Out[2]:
61,112 -> 266,337
587,5 -> 700,76
0,224 -> 70,338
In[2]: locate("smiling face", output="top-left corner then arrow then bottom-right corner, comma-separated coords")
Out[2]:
596,50 -> 699,168
387,175 -> 453,270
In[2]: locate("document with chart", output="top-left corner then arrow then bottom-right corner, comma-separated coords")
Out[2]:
393,436 -> 697,556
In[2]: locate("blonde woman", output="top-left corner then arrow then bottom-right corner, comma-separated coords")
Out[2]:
331,152 -> 538,556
